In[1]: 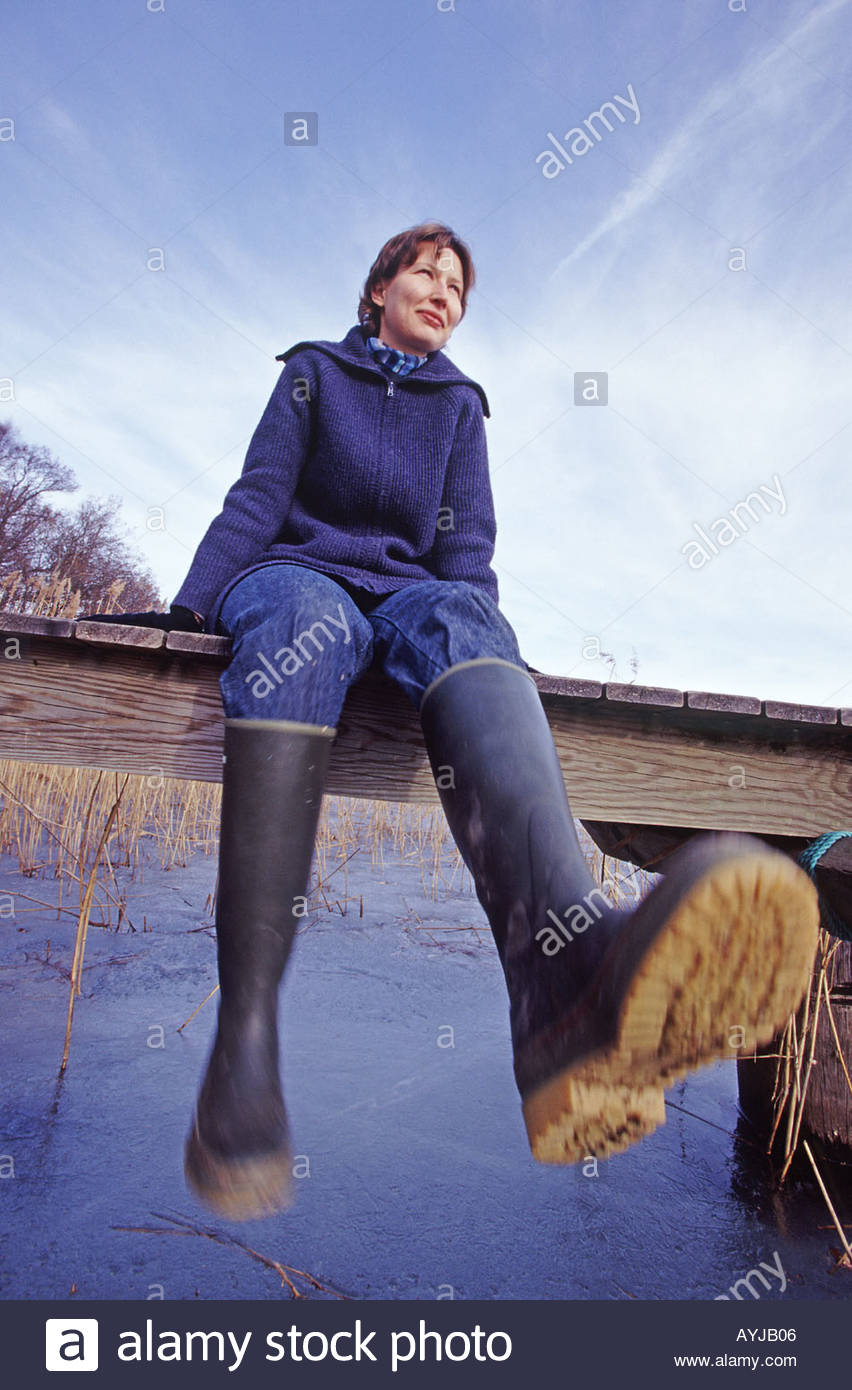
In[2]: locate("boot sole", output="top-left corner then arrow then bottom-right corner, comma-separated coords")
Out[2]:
523,1076 -> 667,1163
184,1119 -> 293,1221
521,836 -> 820,1164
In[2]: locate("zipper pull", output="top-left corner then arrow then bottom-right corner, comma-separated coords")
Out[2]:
386,378 -> 394,397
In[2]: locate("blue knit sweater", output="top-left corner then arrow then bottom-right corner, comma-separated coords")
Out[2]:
172,323 -> 499,633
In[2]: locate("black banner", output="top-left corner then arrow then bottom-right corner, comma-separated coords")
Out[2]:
4,1299 -> 846,1387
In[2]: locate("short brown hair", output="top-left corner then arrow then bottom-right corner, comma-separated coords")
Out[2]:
358,221 -> 476,337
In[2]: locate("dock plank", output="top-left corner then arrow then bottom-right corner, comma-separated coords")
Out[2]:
687,690 -> 761,715
763,700 -> 839,725
604,683 -> 684,707
74,620 -> 166,650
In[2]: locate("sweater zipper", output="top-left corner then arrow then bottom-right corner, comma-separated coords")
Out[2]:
374,369 -> 394,549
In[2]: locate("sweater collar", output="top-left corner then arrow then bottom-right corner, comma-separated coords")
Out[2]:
276,323 -> 490,417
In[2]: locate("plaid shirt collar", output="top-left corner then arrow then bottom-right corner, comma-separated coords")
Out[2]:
365,335 -> 429,377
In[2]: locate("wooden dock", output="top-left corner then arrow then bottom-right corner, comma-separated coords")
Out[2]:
1,611 -> 850,831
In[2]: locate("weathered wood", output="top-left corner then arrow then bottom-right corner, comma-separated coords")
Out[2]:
0,620 -> 850,838
165,631 -> 232,657
763,700 -> 839,725
540,693 -> 851,837
604,682 -> 684,707
0,610 -> 74,639
582,822 -> 698,872
687,690 -> 761,715
74,619 -> 165,649
801,962 -> 852,1152
581,821 -> 852,874
530,673 -> 602,699
736,941 -> 852,1155
0,634 -> 226,781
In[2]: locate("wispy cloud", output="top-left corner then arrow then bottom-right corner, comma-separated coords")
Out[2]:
553,0 -> 851,271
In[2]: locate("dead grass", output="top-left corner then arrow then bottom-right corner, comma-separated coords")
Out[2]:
0,760 -> 634,913
762,930 -> 852,1182
0,568 -> 127,620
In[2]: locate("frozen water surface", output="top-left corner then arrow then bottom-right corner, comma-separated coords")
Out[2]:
0,816 -> 849,1303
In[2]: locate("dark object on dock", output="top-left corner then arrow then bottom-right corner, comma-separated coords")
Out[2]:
733,939 -> 852,1162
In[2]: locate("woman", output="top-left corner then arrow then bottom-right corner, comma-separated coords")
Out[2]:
85,221 -> 819,1220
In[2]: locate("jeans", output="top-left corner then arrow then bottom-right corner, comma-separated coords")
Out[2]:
217,562 -> 528,725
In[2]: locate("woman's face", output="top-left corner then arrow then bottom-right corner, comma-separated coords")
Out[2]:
371,242 -> 464,355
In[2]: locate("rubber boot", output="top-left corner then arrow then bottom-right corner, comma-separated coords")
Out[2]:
418,658 -> 820,1164
184,716 -> 335,1220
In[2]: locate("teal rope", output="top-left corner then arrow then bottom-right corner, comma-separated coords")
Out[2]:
797,831 -> 852,942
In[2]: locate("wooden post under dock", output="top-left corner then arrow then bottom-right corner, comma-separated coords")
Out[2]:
1,610 -> 850,1156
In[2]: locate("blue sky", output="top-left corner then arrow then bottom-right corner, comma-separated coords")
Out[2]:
2,0 -> 851,705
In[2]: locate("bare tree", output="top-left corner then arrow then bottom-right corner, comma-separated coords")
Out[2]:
42,494 -> 160,610
0,420 -> 161,612
0,420 -> 76,576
